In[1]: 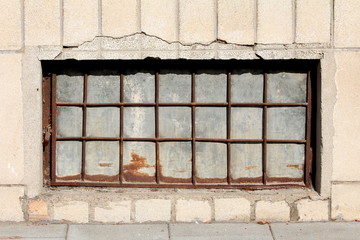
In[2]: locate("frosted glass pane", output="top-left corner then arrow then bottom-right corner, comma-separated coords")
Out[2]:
85,141 -> 119,181
124,72 -> 155,103
56,107 -> 83,137
231,144 -> 262,179
195,107 -> 226,138
123,142 -> 155,183
159,107 -> 191,138
267,144 -> 305,178
232,107 -> 263,139
86,107 -> 120,137
267,107 -> 306,140
159,142 -> 192,182
231,71 -> 263,103
56,141 -> 82,179
268,72 -> 307,103
56,75 -> 83,103
159,73 -> 191,103
196,71 -> 227,103
87,75 -> 120,103
196,142 -> 227,180
123,107 -> 155,138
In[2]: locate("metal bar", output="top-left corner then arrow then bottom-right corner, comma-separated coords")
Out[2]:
305,71 -> 312,187
81,74 -> 88,181
42,75 -> 52,184
51,74 -> 57,183
155,72 -> 160,184
191,72 -> 196,185
262,72 -> 268,185
227,71 -> 232,184
119,74 -> 124,183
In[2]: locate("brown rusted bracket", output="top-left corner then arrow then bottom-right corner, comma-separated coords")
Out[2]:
42,124 -> 52,148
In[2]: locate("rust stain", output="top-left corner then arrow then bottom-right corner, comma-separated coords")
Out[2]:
174,169 -> 187,173
99,163 -> 112,167
244,165 -> 257,170
158,164 -> 192,184
286,164 -> 304,170
123,152 -> 155,183
84,174 -> 118,182
56,174 -> 81,181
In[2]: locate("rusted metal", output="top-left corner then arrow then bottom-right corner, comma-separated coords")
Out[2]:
81,74 -> 88,181
227,71 -> 231,185
191,72 -> 196,185
123,152 -> 155,183
50,74 -> 57,184
155,72 -> 160,184
119,74 -> 124,183
42,75 -> 52,184
262,72 -> 268,185
84,174 -> 119,182
305,71 -> 312,187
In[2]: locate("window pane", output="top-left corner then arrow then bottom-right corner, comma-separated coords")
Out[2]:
232,107 -> 263,139
195,107 -> 226,138
267,144 -> 305,179
87,75 -> 120,103
159,107 -> 191,138
123,142 -> 155,183
196,71 -> 227,103
56,141 -> 82,180
86,107 -> 120,137
268,72 -> 307,103
85,141 -> 119,181
231,144 -> 262,179
267,107 -> 306,140
123,107 -> 155,138
231,71 -> 263,103
56,75 -> 83,103
196,142 -> 227,181
56,107 -> 83,137
159,72 -> 191,103
124,72 -> 155,103
159,142 -> 192,182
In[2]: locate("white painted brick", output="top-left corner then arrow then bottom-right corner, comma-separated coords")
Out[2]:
176,199 -> 211,222
0,186 -> 24,222
25,0 -> 61,46
0,0 -> 22,50
214,198 -> 250,222
94,201 -> 131,223
257,0 -> 293,44
255,201 -> 290,222
332,183 -> 360,221
296,199 -> 329,221
135,199 -> 171,222
335,0 -> 360,47
53,201 -> 89,223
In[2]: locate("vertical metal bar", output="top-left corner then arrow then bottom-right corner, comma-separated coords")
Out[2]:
191,72 -> 196,185
51,74 -> 57,183
262,72 -> 268,185
43,75 -> 52,183
119,74 -> 124,183
155,72 -> 160,184
305,71 -> 312,187
81,74 -> 88,181
227,71 -> 232,184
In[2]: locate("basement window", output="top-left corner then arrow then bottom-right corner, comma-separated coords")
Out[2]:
42,60 -> 316,189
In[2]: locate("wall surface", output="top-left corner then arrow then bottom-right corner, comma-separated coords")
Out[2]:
0,0 -> 359,223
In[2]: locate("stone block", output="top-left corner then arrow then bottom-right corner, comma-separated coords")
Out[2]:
296,199 -> 328,221
332,183 -> 360,221
53,201 -> 89,223
335,0 -> 360,47
218,0 -> 256,44
94,201 -> 131,223
28,199 -> 49,221
214,198 -> 251,221
255,201 -> 290,222
257,0 -> 293,44
0,186 -> 24,222
135,199 -> 171,222
25,0 -> 61,46
175,199 -> 211,222
0,0 -> 22,50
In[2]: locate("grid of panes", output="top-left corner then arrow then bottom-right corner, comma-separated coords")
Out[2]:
51,67 -> 310,187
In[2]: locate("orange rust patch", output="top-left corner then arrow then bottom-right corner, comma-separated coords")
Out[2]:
244,166 -> 257,170
286,164 -> 304,170
123,152 -> 155,183
99,163 -> 112,167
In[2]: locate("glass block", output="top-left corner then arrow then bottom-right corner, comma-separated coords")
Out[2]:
232,107 -> 263,139
85,141 -> 119,180
123,107 -> 155,138
159,107 -> 191,138
267,144 -> 305,178
231,144 -> 262,179
159,72 -> 191,103
231,71 -> 263,103
195,107 -> 226,139
56,141 -> 82,179
87,75 -> 120,103
86,107 -> 120,137
195,71 -> 227,103
56,75 -> 83,103
159,142 -> 192,181
267,107 -> 306,140
196,142 -> 227,180
123,141 -> 155,182
124,72 -> 155,103
56,107 -> 83,137
268,72 -> 307,103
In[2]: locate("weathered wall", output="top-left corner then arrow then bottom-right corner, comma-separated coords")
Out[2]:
0,0 -> 359,223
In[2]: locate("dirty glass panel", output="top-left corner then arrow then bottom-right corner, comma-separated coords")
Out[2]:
86,107 -> 120,137
159,142 -> 192,182
56,107 -> 83,137
267,107 -> 306,140
231,144 -> 262,179
159,107 -> 191,138
87,75 -> 120,103
268,72 -> 307,103
267,144 -> 305,178
196,142 -> 227,181
231,71 -> 263,103
123,107 -> 155,138
159,72 -> 191,103
124,72 -> 155,103
56,75 -> 83,103
195,71 -> 227,103
195,107 -> 226,139
123,141 -> 156,183
56,141 -> 82,179
232,107 -> 263,139
85,141 -> 119,181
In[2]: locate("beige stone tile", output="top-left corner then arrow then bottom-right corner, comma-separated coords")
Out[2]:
255,201 -> 290,222
135,199 -> 171,222
331,183 -> 360,221
175,199 -> 211,222
94,201 -> 131,223
0,0 -> 22,50
214,198 -> 251,221
53,201 -> 89,223
0,186 -> 24,222
296,199 -> 329,221
335,0 -> 360,47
